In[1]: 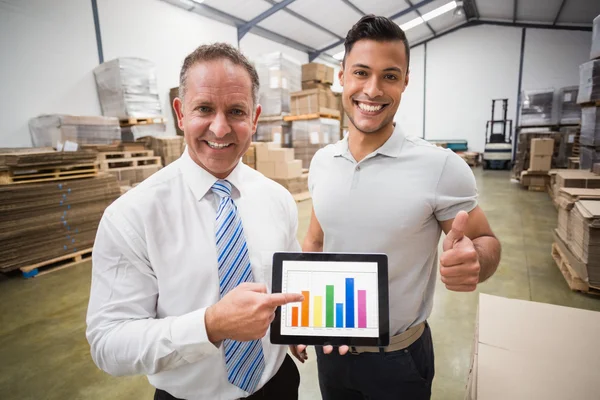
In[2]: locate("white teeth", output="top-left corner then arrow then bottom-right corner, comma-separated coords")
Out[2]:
357,102 -> 384,112
207,141 -> 231,149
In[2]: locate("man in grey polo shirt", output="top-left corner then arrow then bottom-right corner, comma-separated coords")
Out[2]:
291,15 -> 501,400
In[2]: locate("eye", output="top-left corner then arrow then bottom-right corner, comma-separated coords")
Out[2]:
231,109 -> 245,116
197,106 -> 211,113
354,70 -> 367,77
385,74 -> 398,81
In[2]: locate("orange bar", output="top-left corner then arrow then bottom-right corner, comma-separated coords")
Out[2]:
301,291 -> 310,327
291,307 -> 299,327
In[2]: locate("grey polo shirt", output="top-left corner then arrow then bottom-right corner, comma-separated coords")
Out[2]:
308,126 -> 478,336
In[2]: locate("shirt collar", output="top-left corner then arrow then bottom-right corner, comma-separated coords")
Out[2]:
333,124 -> 405,159
180,148 -> 245,201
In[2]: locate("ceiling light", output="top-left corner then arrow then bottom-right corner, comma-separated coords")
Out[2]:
400,17 -> 425,31
333,51 -> 345,61
191,0 -> 205,4
398,1 -> 458,32
422,1 -> 457,22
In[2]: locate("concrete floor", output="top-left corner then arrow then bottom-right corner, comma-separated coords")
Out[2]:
1,169 -> 599,400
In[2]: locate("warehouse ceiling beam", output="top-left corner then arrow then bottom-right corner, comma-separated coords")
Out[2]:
406,0 -> 436,37
513,0 -> 518,23
410,20 -> 478,48
341,0 -> 366,16
465,0 -> 480,20
480,19 -> 591,31
309,0 -> 438,61
552,0 -> 567,26
91,0 -> 104,64
263,0 -> 344,40
237,0 -> 297,41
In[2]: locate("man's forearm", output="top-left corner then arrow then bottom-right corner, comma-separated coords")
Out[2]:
473,235 -> 501,282
302,236 -> 323,252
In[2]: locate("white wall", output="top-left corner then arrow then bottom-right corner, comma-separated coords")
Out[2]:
0,0 -> 101,147
522,28 -> 592,91
425,24 -> 522,152
240,33 -> 309,66
395,44 -> 425,138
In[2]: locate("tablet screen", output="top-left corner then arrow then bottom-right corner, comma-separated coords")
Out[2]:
280,260 -> 379,338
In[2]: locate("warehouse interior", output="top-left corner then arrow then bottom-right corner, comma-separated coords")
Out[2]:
2,0 -> 600,399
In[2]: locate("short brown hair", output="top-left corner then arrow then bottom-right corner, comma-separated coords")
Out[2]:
178,42 -> 260,107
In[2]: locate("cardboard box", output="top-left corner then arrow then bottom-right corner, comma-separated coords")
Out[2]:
302,81 -> 331,90
465,293 -> 600,400
254,142 -> 281,162
302,63 -> 334,84
290,89 -> 329,115
529,155 -> 552,171
530,138 -> 555,156
242,146 -> 256,169
275,159 -> 302,179
256,161 -> 275,177
269,148 -> 294,162
274,173 -> 308,194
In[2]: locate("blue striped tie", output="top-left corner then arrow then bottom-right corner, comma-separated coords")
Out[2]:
211,180 -> 265,394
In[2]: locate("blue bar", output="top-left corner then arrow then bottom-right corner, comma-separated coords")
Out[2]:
345,278 -> 354,328
336,303 -> 343,328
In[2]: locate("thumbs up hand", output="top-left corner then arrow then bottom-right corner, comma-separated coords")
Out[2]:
440,211 -> 480,292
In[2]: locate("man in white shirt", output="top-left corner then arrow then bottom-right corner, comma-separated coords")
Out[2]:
291,15 -> 501,400
86,43 -> 304,400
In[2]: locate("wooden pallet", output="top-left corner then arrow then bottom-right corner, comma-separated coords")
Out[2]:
119,117 -> 166,126
568,157 -> 580,169
20,248 -> 93,278
97,150 -> 154,161
526,185 -> 546,192
579,100 -> 600,107
100,156 -> 161,170
0,163 -> 98,185
284,112 -> 341,122
551,243 -> 600,296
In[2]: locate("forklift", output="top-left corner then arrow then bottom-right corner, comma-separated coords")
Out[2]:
482,98 -> 513,170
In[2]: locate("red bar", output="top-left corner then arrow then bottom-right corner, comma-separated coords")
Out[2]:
301,291 -> 310,327
291,307 -> 299,327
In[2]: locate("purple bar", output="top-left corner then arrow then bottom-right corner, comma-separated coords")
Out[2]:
358,290 -> 367,328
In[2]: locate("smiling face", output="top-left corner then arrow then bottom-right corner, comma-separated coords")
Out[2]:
340,39 -> 409,135
173,58 -> 260,178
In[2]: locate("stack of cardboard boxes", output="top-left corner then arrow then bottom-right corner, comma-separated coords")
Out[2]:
520,138 -> 554,190
577,34 -> 600,169
289,63 -> 340,118
253,142 -> 308,196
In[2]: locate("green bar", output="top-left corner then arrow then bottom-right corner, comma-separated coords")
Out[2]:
326,285 -> 334,327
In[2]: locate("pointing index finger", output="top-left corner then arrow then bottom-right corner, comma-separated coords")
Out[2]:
267,292 -> 304,307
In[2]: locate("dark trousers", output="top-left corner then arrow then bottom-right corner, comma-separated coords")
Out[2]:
316,323 -> 435,400
154,354 -> 299,400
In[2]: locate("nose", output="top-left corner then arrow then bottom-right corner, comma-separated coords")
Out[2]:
363,76 -> 383,99
209,111 -> 232,138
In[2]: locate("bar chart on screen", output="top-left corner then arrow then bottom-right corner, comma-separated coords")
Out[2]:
280,260 -> 379,337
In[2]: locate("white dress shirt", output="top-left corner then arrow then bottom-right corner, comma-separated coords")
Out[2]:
86,148 -> 301,400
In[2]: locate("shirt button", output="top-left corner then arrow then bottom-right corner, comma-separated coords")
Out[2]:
356,166 -> 361,171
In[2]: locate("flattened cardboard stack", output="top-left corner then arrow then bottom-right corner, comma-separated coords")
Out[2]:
254,142 -> 303,181
567,200 -> 600,287
0,150 -> 120,273
255,53 -> 302,117
465,294 -> 600,400
97,149 -> 162,187
553,169 -> 600,201
138,136 -> 185,166
556,188 -> 600,246
93,58 -> 162,119
29,115 -> 121,147
291,118 -> 341,169
121,123 -> 167,142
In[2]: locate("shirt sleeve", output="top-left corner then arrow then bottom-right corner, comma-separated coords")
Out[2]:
85,208 -> 220,377
434,151 -> 478,221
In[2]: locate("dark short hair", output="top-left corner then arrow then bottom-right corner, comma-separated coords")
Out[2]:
179,42 -> 259,106
343,15 -> 410,71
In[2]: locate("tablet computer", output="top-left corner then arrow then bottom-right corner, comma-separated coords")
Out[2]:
270,252 -> 389,347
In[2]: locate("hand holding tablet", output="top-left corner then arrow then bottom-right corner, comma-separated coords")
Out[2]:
270,252 -> 390,349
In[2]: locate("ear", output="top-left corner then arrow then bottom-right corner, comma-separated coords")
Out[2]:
173,97 -> 185,131
338,64 -> 344,87
252,104 -> 262,136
